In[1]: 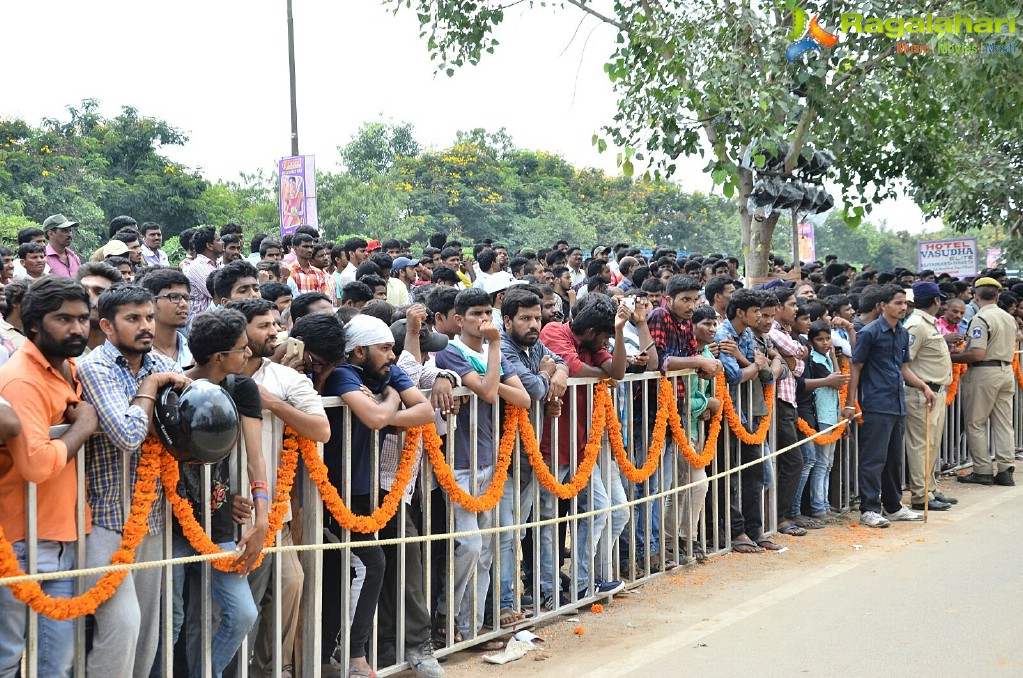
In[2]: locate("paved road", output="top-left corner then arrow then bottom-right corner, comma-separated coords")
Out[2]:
583,486 -> 1023,677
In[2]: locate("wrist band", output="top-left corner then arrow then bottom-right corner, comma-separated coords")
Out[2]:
252,493 -> 270,503
250,480 -> 269,491
133,393 -> 156,402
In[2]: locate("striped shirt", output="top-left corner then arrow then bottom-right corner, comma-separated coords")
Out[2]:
287,260 -> 328,295
79,341 -> 183,533
186,253 -> 218,321
768,321 -> 805,406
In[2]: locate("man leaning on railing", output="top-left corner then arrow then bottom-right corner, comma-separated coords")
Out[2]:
0,277 -> 96,678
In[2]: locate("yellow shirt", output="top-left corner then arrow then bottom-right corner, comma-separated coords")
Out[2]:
904,309 -> 952,385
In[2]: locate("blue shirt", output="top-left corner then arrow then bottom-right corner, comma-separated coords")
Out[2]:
715,319 -> 757,387
851,317 -> 909,416
323,363 -> 415,496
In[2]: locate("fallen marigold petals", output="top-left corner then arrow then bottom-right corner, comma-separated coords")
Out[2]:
590,603 -> 604,614
574,626 -> 586,635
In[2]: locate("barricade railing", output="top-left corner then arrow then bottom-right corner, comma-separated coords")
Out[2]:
11,356 -> 1018,677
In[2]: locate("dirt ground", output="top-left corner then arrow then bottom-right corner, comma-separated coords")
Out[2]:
429,473 -> 982,677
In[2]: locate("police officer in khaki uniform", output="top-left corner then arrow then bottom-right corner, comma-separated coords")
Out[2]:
954,277 -> 1019,486
903,282 -> 956,509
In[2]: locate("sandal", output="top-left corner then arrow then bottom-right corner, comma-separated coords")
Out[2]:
792,515 -> 824,529
499,608 -> 527,627
348,669 -> 376,678
756,538 -> 783,551
778,523 -> 808,537
730,538 -> 764,554
471,639 -> 506,652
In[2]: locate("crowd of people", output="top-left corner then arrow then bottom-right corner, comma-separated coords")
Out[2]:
1,214 -> 1021,678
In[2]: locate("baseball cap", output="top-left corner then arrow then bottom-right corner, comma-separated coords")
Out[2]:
391,256 -> 420,272
367,239 -> 381,252
911,281 -> 947,300
89,240 -> 130,262
390,318 -> 449,355
974,276 -> 1002,288
42,214 -> 80,231
592,245 -> 611,257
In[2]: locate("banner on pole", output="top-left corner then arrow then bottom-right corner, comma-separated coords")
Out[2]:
917,238 -> 977,278
797,222 -> 816,263
278,155 -> 317,237
986,247 -> 1003,269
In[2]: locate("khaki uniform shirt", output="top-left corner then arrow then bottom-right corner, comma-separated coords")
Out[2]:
966,304 -> 1017,363
904,309 -> 952,386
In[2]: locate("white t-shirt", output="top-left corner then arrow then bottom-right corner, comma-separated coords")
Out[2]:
251,359 -> 327,523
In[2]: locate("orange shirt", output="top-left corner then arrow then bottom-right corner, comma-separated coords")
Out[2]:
0,341 -> 90,542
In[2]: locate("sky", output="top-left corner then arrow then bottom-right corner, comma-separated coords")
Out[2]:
6,0 -> 939,234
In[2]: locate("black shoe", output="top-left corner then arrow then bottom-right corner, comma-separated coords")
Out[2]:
933,491 -> 958,505
911,499 -> 951,511
994,470 -> 1016,486
957,473 -> 994,485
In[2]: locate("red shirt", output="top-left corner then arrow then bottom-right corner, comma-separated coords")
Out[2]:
537,322 -> 613,465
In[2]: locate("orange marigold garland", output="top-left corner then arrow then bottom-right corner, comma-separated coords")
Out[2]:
519,396 -> 604,499
945,362 -> 967,406
668,378 -> 722,469
1013,353 -> 1023,391
424,406 -> 515,512
0,443 -> 161,620
718,372 -> 773,445
796,360 -> 863,444
302,426 -> 421,532
604,382 -> 663,484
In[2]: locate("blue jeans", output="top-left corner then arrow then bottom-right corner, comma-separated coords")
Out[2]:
538,464 -> 608,597
170,533 -> 258,678
789,442 -> 818,517
440,466 -> 496,637
498,464 -> 535,610
809,440 -> 837,516
0,540 -> 75,678
619,407 -> 666,559
599,462 -> 629,578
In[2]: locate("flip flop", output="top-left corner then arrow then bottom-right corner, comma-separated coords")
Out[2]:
778,524 -> 808,537
471,639 -> 506,652
792,515 -> 824,529
756,538 -> 784,551
730,539 -> 764,554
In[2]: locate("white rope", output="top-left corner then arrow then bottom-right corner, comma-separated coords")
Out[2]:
0,421 -> 844,587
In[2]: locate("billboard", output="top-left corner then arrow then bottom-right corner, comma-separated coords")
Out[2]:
278,155 -> 318,237
917,238 -> 977,278
797,222 -> 816,263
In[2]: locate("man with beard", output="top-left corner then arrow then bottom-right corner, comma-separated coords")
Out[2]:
320,314 -> 435,675
137,268 -> 194,369
497,287 -> 568,623
76,284 -> 191,676
186,225 -> 223,322
0,277 -> 96,678
226,298 -> 330,677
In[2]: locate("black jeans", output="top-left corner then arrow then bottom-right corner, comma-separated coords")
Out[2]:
719,422 -> 765,542
774,401 -> 803,520
856,412 -> 906,515
376,500 -> 432,665
327,494 -> 385,661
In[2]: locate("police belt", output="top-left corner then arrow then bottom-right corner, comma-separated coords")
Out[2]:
973,360 -> 1010,367
924,383 -> 945,393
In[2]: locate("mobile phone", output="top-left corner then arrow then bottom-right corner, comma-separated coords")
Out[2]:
623,297 -> 636,310
641,340 -> 655,353
284,337 -> 304,362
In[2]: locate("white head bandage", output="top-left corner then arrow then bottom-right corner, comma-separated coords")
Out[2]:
344,315 -> 394,355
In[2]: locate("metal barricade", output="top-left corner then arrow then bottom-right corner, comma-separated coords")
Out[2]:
12,356 -> 1020,677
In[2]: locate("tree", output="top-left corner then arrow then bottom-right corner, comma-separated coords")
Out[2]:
340,121 -> 420,182
392,0 -> 1020,277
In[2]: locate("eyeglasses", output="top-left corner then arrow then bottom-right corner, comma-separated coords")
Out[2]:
305,353 -> 330,370
155,293 -> 189,304
219,347 -> 249,356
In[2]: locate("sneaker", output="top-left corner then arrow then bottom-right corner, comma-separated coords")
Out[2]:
884,506 -> 923,522
859,511 -> 890,528
542,592 -> 569,611
405,639 -> 444,678
592,578 -> 625,596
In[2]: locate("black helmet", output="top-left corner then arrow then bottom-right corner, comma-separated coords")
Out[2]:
154,379 -> 240,464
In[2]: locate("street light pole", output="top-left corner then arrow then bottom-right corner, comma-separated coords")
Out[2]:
287,0 -> 300,156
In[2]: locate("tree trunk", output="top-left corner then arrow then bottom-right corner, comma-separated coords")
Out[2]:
737,166 -> 778,280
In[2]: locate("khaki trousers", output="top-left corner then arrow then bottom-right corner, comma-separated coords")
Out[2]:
904,387 -> 947,502
964,366 -> 1016,475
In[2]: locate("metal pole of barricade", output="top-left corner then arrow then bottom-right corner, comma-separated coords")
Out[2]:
766,379 -> 778,535
270,415 -> 283,678
300,437 -> 323,678
161,478 -> 175,677
23,479 -> 38,677
74,440 -> 87,677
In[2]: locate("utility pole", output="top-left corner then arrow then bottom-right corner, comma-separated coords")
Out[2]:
287,0 -> 300,155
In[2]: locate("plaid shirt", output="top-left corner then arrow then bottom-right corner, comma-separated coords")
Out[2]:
288,261 -> 328,295
186,253 -> 218,321
79,341 -> 184,533
647,306 -> 697,398
768,320 -> 805,406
